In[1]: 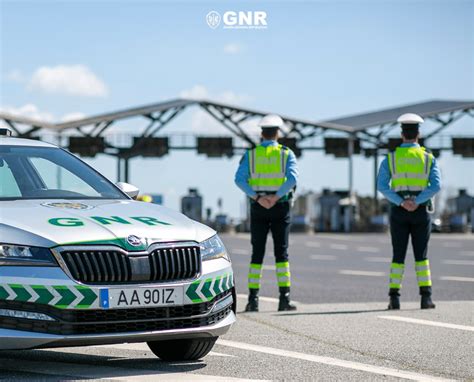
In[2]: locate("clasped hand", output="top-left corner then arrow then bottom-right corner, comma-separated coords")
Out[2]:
401,199 -> 418,212
256,195 -> 280,209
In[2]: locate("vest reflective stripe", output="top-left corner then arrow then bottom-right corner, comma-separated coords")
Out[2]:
248,144 -> 288,193
388,147 -> 433,195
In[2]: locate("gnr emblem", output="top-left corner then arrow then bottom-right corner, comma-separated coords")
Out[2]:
206,11 -> 221,29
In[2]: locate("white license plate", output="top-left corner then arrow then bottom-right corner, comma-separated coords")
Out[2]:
101,286 -> 184,309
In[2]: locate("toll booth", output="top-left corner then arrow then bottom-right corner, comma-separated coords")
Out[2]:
291,192 -> 317,232
181,188 -> 203,222
445,189 -> 474,232
315,189 -> 358,232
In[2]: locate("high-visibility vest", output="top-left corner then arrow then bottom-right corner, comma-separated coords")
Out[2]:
388,146 -> 433,198
248,144 -> 289,192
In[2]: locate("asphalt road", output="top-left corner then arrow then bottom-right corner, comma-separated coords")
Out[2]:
1,233 -> 473,381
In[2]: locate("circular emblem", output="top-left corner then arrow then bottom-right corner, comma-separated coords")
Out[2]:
206,11 -> 221,29
126,235 -> 142,247
42,202 -> 93,210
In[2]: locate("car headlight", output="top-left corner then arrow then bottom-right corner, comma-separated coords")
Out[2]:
200,235 -> 230,262
0,245 -> 57,266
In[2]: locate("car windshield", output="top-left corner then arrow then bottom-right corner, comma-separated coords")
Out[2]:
0,145 -> 127,200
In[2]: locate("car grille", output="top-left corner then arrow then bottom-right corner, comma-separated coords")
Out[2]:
0,289 -> 233,336
59,245 -> 201,284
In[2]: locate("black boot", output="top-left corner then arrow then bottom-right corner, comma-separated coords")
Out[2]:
245,289 -> 259,312
278,287 -> 297,311
388,289 -> 400,310
420,287 -> 436,309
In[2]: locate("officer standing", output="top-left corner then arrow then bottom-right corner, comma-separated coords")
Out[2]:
377,113 -> 441,310
235,114 -> 298,312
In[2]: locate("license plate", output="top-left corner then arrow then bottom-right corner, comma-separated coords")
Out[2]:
100,286 -> 184,309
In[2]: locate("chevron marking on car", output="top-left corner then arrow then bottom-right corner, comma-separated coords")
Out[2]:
0,284 -> 99,309
185,273 -> 234,303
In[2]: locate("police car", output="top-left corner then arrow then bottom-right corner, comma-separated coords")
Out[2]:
0,129 -> 235,361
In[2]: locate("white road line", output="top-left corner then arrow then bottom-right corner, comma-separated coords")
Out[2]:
459,251 -> 474,257
378,316 -> 474,332
304,241 -> 321,248
310,254 -> 337,261
330,243 -> 348,250
236,294 -> 300,304
231,248 -> 250,255
339,270 -> 386,277
262,265 -> 276,271
442,259 -> 474,266
364,256 -> 391,263
217,339 -> 452,382
440,276 -> 474,283
356,246 -> 379,253
442,242 -> 462,248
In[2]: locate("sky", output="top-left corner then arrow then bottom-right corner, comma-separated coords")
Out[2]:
1,0 -> 473,218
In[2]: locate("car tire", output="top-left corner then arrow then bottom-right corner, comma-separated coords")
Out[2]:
147,337 -> 218,361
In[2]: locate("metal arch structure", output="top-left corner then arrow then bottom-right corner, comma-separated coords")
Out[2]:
1,97 -> 473,217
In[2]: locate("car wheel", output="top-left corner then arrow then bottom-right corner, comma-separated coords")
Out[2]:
147,337 -> 218,361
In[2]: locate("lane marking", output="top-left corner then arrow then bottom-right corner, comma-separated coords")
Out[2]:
217,339 -> 452,381
262,265 -> 276,271
442,242 -> 462,248
442,259 -> 474,266
459,251 -> 474,257
236,294 -> 300,304
356,246 -> 379,253
304,242 -> 321,248
330,243 -> 348,250
378,316 -> 474,332
310,254 -> 337,261
440,276 -> 474,283
364,256 -> 391,263
339,270 -> 385,277
231,248 -> 250,255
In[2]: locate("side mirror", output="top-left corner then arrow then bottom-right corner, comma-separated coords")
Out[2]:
116,182 -> 140,199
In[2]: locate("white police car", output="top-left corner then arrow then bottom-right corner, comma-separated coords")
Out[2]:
0,129 -> 235,361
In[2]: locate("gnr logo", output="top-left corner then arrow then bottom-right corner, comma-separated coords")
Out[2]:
206,11 -> 268,30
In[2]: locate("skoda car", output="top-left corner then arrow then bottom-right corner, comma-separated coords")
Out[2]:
0,130 -> 235,361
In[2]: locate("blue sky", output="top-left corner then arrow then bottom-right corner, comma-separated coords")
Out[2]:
1,0 -> 473,218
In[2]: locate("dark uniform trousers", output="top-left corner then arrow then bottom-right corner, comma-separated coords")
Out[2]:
250,201 -> 291,265
390,205 -> 431,264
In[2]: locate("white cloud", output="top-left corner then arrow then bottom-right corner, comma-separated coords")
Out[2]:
224,43 -> 244,55
29,65 -> 108,97
179,85 -> 255,135
0,104 -> 54,122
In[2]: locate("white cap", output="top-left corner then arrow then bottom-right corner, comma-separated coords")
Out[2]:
258,114 -> 284,128
397,113 -> 424,124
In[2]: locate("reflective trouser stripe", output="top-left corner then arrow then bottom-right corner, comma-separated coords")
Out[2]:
415,260 -> 432,287
389,262 -> 405,289
276,262 -> 291,287
248,263 -> 263,289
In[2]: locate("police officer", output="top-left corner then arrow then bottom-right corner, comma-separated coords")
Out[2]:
234,114 -> 298,312
377,113 -> 441,310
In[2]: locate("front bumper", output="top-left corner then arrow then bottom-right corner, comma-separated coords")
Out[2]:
0,258 -> 235,350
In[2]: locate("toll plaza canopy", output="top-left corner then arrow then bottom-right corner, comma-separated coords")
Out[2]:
1,98 -> 473,148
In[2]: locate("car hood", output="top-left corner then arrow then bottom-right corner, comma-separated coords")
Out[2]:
0,199 -> 215,250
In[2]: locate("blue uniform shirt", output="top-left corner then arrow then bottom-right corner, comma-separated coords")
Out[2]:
377,142 -> 441,206
234,140 -> 299,199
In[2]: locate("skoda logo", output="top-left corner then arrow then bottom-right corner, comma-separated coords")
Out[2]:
126,235 -> 142,247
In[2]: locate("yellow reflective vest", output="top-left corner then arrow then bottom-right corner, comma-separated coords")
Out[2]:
248,144 -> 289,192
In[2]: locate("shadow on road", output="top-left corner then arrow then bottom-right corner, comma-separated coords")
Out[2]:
271,307 -> 420,317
